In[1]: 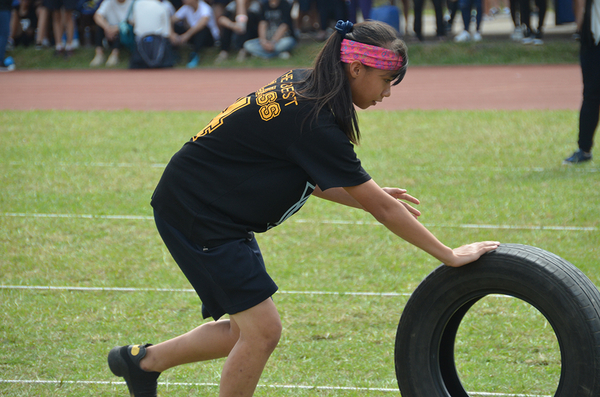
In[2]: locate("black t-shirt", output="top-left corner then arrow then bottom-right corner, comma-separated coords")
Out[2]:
259,0 -> 294,40
151,69 -> 371,247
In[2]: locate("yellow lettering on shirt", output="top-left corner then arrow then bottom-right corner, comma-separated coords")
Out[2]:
259,102 -> 281,121
193,97 -> 251,140
256,91 -> 278,106
280,71 -> 293,82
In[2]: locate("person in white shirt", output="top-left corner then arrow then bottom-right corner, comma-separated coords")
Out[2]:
91,0 -> 133,66
171,0 -> 219,67
127,0 -> 175,68
130,0 -> 171,38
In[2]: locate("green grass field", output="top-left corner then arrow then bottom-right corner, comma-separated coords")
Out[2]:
1,109 -> 598,396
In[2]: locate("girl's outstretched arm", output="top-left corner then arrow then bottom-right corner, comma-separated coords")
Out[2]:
344,179 -> 499,267
313,185 -> 420,217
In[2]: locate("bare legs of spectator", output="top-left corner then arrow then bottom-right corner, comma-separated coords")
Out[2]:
401,0 -> 410,35
52,8 -> 74,56
35,6 -> 50,48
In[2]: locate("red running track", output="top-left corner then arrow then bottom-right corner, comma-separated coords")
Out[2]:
1,64 -> 581,112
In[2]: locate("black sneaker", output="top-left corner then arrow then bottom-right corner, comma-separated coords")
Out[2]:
108,344 -> 161,396
563,149 -> 592,164
533,29 -> 544,45
522,28 -> 533,44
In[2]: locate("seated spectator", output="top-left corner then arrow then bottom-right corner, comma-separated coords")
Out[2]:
242,0 -> 295,59
76,0 -> 105,49
91,0 -> 133,66
129,0 -> 175,68
214,0 -> 260,63
212,0 -> 247,32
10,0 -> 38,47
171,0 -> 219,68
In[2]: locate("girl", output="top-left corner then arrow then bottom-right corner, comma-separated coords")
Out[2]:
107,20 -> 500,397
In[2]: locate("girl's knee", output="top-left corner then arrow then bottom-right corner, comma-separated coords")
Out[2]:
256,317 -> 282,352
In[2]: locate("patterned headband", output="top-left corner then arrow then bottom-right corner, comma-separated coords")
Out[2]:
340,39 -> 404,71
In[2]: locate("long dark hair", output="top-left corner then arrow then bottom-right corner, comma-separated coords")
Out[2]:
296,21 -> 409,145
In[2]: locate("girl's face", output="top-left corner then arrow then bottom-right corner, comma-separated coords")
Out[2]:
347,62 -> 395,110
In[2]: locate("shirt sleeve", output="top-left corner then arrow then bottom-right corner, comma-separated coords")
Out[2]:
95,0 -> 110,18
285,116 -> 371,191
174,5 -> 187,21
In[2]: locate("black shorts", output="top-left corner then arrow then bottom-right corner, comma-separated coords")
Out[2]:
154,211 -> 278,321
43,0 -> 78,11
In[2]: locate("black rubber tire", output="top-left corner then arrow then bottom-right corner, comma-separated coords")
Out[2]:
395,243 -> 600,397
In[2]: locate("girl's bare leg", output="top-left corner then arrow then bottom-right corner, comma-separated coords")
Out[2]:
139,298 -> 282,397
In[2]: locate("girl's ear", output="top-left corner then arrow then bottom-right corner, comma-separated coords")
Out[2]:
347,60 -> 363,79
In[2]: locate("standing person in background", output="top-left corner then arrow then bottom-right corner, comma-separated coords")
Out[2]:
563,0 -> 600,164
0,0 -> 15,70
46,0 -> 77,56
315,0 -> 346,40
446,0 -> 459,35
401,0 -> 410,35
35,1 -> 50,48
91,0 -> 132,66
413,0 -> 446,41
346,0 -> 371,23
508,0 -> 523,40
519,0 -> 546,44
243,0 -> 295,59
171,0 -> 219,67
454,0 -> 483,41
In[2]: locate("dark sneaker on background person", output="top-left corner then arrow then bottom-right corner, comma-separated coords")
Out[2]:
563,149 -> 592,164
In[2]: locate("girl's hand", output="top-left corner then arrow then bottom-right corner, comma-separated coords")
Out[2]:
445,241 -> 501,267
382,187 -> 421,218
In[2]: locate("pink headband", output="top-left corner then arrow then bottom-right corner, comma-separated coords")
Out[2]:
340,39 -> 403,71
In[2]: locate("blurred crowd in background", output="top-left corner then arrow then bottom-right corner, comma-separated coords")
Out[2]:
0,0 -> 576,70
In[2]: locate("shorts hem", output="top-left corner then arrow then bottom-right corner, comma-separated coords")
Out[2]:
206,286 -> 279,320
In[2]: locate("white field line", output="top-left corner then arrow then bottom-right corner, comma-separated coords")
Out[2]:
6,160 -> 600,174
2,212 -> 597,232
0,284 -> 412,297
0,285 -> 520,301
0,379 -> 551,396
